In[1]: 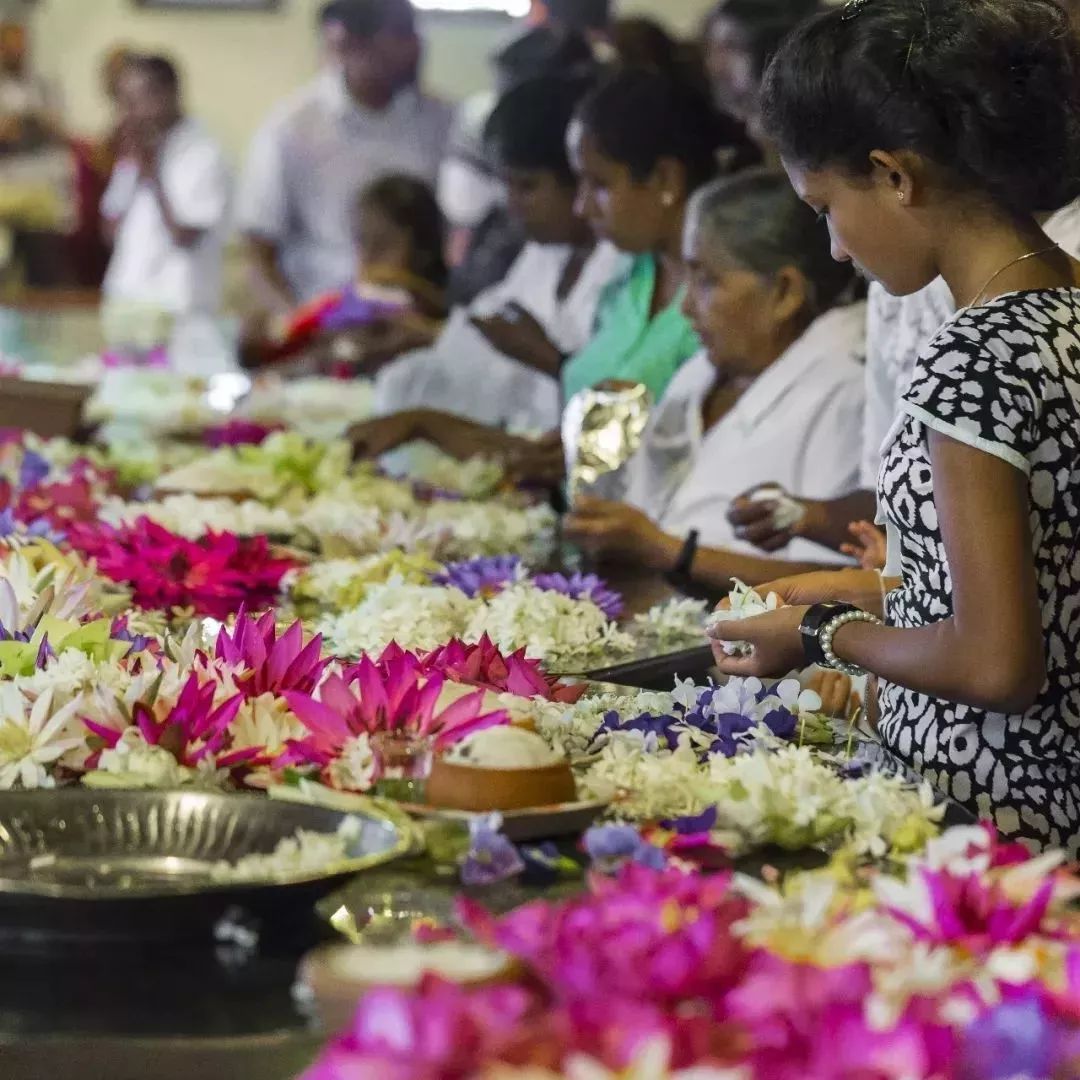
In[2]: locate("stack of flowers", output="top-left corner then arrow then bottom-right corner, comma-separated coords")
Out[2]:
302,824 -> 1080,1079
66,518 -> 297,621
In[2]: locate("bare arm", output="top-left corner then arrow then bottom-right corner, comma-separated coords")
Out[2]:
728,488 -> 878,554
244,235 -> 296,318
713,434 -> 1046,714
348,408 -> 525,463
564,497 -> 846,590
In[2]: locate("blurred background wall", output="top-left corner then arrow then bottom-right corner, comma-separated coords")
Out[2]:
27,0 -> 709,163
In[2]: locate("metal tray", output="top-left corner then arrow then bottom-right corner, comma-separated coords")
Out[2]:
0,789 -> 413,944
571,643 -> 715,689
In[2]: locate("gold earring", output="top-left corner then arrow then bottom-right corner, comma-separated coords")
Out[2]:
661,192 -> 675,208
897,192 -> 905,203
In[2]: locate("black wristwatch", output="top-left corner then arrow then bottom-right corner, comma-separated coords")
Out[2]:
799,603 -> 858,667
665,529 -> 699,590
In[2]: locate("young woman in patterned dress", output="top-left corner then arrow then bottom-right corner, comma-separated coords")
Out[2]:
708,0 -> 1080,854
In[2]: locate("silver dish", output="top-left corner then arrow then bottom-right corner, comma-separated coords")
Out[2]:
0,789 -> 414,944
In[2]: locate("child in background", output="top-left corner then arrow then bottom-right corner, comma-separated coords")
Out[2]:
243,174 -> 448,372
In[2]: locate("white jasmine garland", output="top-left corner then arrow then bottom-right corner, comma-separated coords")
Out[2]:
633,597 -> 709,650
98,494 -> 298,540
317,579 -> 481,658
531,688 -> 677,758
211,816 -> 363,882
424,501 -> 557,562
463,583 -> 635,668
240,377 -> 375,437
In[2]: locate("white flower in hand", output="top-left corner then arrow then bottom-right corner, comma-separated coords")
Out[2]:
706,580 -> 784,656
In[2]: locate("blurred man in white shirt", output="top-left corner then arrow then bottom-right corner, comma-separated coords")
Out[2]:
238,0 -> 452,314
101,54 -> 233,373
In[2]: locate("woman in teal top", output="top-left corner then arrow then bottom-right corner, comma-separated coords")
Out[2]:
561,70 -> 758,403
348,70 -> 759,478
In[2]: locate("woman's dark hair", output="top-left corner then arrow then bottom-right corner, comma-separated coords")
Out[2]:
492,26 -> 595,93
761,0 -> 1080,216
611,16 -> 711,96
485,73 -> 595,183
358,174 -> 447,290
688,167 -> 854,313
576,68 -> 761,192
544,0 -> 610,33
703,0 -> 821,80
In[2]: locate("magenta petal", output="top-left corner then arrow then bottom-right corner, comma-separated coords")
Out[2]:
433,710 -> 508,751
266,621 -> 303,691
283,690 -> 353,747
83,718 -> 125,748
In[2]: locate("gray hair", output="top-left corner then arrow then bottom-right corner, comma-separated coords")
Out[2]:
685,167 -> 853,312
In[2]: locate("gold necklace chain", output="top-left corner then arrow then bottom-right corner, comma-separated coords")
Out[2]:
962,245 -> 1061,309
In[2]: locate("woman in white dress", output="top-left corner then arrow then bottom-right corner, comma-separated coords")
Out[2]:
564,167 -> 865,590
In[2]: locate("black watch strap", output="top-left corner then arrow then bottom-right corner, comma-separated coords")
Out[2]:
665,529 -> 699,589
799,602 -> 857,668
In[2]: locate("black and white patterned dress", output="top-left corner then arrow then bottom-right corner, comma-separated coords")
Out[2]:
877,287 -> 1080,855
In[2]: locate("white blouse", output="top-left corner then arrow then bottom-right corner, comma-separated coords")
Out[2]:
374,241 -> 628,434
621,303 -> 867,563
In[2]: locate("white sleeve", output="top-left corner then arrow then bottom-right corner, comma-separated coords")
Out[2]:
101,160 -> 139,222
236,119 -> 288,241
794,371 -> 866,502
467,247 -> 535,318
167,140 -> 232,230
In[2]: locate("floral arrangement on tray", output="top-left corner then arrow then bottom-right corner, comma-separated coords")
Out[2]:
4,425 -> 1078,1078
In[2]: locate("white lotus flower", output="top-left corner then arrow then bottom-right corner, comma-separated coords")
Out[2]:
0,686 -> 83,790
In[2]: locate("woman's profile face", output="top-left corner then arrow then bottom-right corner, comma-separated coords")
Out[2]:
682,228 -> 782,371
784,160 -> 936,298
568,125 -> 673,255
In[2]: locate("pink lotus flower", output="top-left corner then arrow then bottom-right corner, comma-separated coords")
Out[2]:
300,976 -> 545,1080
884,865 -> 1059,954
214,608 -> 330,699
418,635 -> 585,704
85,671 -> 255,771
727,955 -> 954,1080
67,518 -> 296,619
202,420 -> 282,448
459,864 -> 750,1007
282,650 -> 509,773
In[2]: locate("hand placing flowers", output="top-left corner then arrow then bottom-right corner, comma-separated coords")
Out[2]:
563,496 -> 678,571
708,602 -> 810,677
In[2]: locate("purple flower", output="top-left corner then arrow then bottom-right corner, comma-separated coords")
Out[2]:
660,806 -> 719,835
583,824 -> 668,873
320,287 -> 410,333
591,709 -> 682,752
0,508 -> 63,544
18,450 -> 50,491
957,996 -> 1060,1080
109,616 -> 155,656
430,556 -> 522,598
460,813 -> 525,886
531,571 -> 624,620
35,634 -> 53,669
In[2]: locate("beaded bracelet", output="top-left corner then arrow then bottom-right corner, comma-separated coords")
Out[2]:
819,608 -> 883,678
